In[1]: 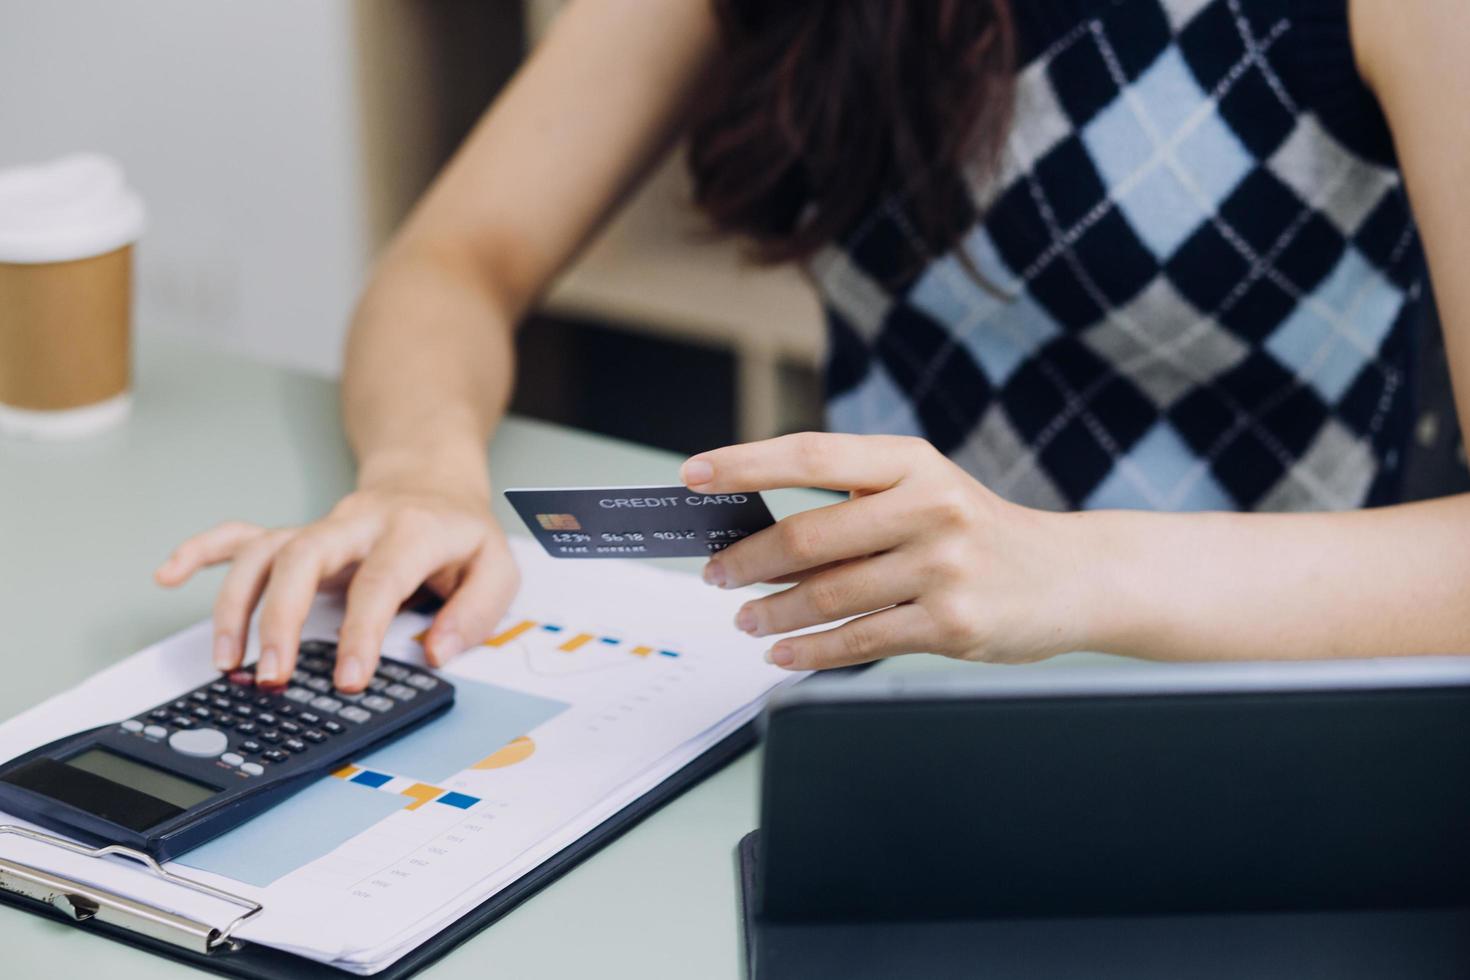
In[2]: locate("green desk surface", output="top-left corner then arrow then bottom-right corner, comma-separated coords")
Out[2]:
0,334 -> 1124,978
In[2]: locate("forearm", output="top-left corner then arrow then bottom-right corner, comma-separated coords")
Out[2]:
1078,498 -> 1470,661
341,0 -> 716,502
342,242 -> 515,502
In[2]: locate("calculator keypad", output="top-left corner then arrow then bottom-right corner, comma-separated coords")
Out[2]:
116,641 -> 440,777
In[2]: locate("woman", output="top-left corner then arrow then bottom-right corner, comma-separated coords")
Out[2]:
157,0 -> 1470,691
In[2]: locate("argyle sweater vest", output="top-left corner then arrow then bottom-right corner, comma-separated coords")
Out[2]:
816,0 -> 1423,511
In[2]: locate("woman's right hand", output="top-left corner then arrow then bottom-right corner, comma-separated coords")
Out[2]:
153,480 -> 519,693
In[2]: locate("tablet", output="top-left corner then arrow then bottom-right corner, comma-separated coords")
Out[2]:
756,656 -> 1470,922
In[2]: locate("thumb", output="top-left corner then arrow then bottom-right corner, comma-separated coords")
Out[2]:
423,545 -> 520,665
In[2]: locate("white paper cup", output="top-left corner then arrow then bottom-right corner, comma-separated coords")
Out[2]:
0,155 -> 146,440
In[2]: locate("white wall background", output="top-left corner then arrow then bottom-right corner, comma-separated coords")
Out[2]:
0,1 -> 371,375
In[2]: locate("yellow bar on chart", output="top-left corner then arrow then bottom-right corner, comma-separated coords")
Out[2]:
630,646 -> 653,657
559,633 -> 594,653
400,783 -> 442,811
332,764 -> 360,780
485,619 -> 538,647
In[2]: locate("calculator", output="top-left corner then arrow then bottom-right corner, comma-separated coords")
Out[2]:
0,640 -> 453,861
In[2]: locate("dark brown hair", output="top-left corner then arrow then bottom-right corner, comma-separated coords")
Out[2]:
687,0 -> 1016,266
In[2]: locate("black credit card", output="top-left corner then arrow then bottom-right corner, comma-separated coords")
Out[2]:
504,485 -> 775,559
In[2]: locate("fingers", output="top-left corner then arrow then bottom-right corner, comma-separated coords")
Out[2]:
735,554 -> 916,638
254,523 -> 376,686
764,603 -> 931,671
211,530 -> 293,671
156,521 -> 264,586
704,492 -> 907,589
681,431 -> 928,494
423,542 -> 520,666
335,524 -> 456,691
763,557 -> 857,586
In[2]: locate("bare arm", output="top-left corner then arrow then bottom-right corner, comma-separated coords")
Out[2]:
346,0 -> 718,495
159,0 -> 717,689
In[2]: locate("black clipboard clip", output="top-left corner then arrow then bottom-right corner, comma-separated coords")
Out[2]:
0,824 -> 263,954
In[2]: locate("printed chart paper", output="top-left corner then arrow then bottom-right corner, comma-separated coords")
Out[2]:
0,538 -> 802,974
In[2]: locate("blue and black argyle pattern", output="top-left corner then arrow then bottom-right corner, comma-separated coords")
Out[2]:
816,0 -> 1425,511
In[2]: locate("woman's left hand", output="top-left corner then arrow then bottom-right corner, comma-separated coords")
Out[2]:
682,432 -> 1100,670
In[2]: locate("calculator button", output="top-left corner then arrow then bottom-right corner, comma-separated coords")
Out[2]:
297,711 -> 321,725
239,739 -> 263,754
213,712 -> 236,728
172,700 -> 190,711
303,729 -> 326,743
339,706 -> 373,724
143,724 -> 168,739
209,682 -> 230,695
169,728 -> 228,758
322,720 -> 345,735
256,712 -> 278,726
362,695 -> 395,713
284,687 -> 315,704
148,708 -> 171,721
233,704 -> 253,717
283,738 -> 307,753
300,656 -> 331,674
121,719 -> 144,733
300,639 -> 336,656
171,715 -> 196,729
220,752 -> 244,767
304,676 -> 332,693
367,678 -> 388,693
234,721 -> 258,735
240,762 -> 265,776
259,730 -> 281,744
191,706 -> 212,720
406,674 -> 439,691
310,696 -> 342,714
338,690 -> 365,703
291,670 -> 310,685
211,697 -> 232,710
254,695 -> 275,707
377,664 -> 409,682
279,721 -> 302,735
189,691 -> 210,703
386,683 -> 417,701
276,704 -> 295,717
262,750 -> 289,764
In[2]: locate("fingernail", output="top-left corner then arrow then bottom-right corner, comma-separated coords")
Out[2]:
764,644 -> 796,668
337,658 -> 368,690
257,646 -> 280,682
703,561 -> 727,588
213,634 -> 235,670
432,631 -> 462,663
735,606 -> 758,634
682,458 -> 714,486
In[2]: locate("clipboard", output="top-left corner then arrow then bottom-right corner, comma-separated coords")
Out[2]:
0,715 -> 762,979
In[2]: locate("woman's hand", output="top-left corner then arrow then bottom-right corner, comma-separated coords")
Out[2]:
154,479 -> 518,692
683,433 -> 1098,671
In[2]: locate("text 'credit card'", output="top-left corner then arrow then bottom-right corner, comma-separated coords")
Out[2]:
504,485 -> 775,559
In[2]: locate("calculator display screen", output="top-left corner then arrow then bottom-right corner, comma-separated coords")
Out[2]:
65,748 -> 218,811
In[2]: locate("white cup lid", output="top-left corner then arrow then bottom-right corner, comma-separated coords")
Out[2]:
0,154 -> 146,264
